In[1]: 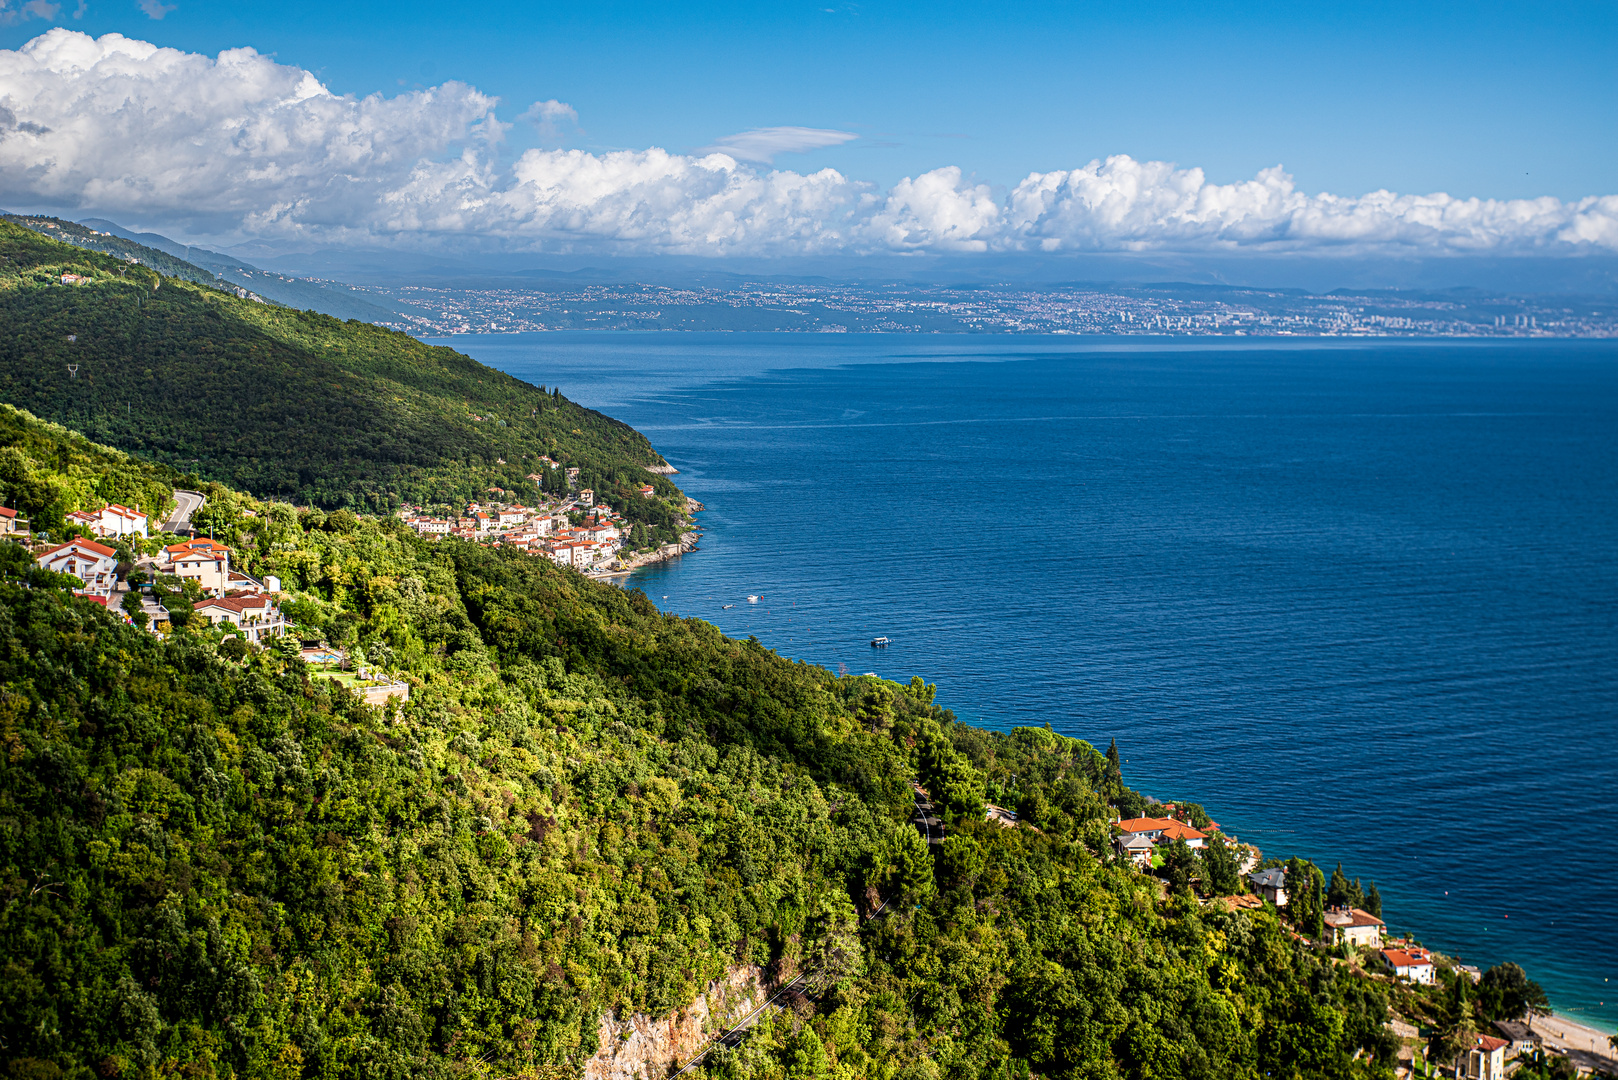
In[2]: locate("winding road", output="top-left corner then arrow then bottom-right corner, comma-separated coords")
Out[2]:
161,490 -> 205,533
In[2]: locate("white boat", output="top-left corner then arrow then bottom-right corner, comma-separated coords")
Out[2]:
870,636 -> 890,647
722,604 -> 734,609
747,595 -> 759,603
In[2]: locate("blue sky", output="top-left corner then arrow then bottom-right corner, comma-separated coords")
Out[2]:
1,0 -> 1614,258
7,0 -> 1612,199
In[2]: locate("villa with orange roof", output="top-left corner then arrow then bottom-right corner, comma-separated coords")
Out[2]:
192,594 -> 287,645
1322,906 -> 1385,948
162,538 -> 232,594
1456,1033 -> 1509,1080
1381,946 -> 1435,985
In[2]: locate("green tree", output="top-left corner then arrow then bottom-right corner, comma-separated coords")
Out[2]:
1285,858 -> 1325,938
1478,962 -> 1550,1022
1161,837 -> 1200,892
1202,832 -> 1243,896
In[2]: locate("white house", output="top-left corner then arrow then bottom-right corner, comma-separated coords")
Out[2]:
1381,947 -> 1436,985
192,595 -> 287,644
579,488 -> 594,507
498,507 -> 528,527
1456,1034 -> 1509,1080
0,506 -> 28,536
1322,906 -> 1385,949
95,503 -> 148,538
1249,868 -> 1289,907
36,537 -> 119,597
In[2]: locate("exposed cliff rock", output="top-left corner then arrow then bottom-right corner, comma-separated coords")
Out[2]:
584,964 -> 767,1080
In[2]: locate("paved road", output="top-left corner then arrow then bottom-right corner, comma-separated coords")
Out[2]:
162,490 -> 205,533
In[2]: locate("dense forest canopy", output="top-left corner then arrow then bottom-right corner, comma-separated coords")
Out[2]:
0,222 -> 683,518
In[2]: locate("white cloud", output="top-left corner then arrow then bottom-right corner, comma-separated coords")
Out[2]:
0,0 -> 58,26
519,98 -> 577,138
0,29 -> 502,236
2,30 -> 1615,257
136,0 -> 176,19
703,126 -> 858,164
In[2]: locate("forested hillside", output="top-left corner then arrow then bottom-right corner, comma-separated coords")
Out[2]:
0,437 -> 1412,1080
0,403 -> 178,536
0,222 -> 682,520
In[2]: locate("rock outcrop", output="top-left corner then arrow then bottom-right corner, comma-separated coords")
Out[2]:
584,964 -> 766,1080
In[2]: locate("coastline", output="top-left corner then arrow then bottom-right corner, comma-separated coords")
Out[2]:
1535,1013 -> 1616,1074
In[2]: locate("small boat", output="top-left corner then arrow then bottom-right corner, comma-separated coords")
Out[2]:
746,595 -> 759,603
870,636 -> 890,647
722,604 -> 734,609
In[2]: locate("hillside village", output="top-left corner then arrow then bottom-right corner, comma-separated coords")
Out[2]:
10,460 -> 700,663
398,466 -> 702,574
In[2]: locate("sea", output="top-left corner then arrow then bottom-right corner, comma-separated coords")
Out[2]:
435,332 -> 1618,1029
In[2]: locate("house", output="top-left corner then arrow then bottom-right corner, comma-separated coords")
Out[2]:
579,488 -> 594,507
1249,867 -> 1289,907
1114,816 -> 1208,848
1492,1020 -> 1540,1057
0,506 -> 29,536
474,512 -> 492,531
1115,831 -> 1156,867
163,538 -> 232,594
1114,816 -> 1177,842
192,595 -> 287,644
1157,820 -> 1208,849
35,537 -> 119,597
1322,906 -> 1385,948
412,517 -> 452,535
580,519 -> 621,543
67,503 -> 148,538
1455,1034 -> 1509,1080
1381,947 -> 1435,985
94,503 -> 149,538
499,507 -> 529,527
639,484 -> 656,498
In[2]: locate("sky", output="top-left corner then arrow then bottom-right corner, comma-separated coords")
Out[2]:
0,0 -> 1615,264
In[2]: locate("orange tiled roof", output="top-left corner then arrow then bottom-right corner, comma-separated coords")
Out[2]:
1115,816 -> 1178,834
40,537 -> 117,559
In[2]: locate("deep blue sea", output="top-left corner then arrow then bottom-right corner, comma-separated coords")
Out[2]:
438,332 -> 1618,1030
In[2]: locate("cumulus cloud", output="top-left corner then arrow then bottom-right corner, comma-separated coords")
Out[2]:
2,30 -> 1615,257
0,28 -> 502,236
703,126 -> 858,164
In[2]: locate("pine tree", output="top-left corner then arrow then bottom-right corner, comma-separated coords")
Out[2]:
1104,738 -> 1123,801
1328,862 -> 1352,908
1365,882 -> 1383,918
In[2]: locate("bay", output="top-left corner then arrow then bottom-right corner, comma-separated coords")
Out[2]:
440,332 -> 1618,1029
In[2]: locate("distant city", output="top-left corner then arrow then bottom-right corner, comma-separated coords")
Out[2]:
353,279 -> 1618,338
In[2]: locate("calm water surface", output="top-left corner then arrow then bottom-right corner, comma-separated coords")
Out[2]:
438,333 -> 1618,1029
